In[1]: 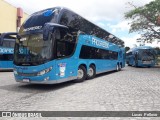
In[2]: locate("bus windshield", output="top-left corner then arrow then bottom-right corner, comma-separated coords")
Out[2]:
14,34 -> 53,66
138,49 -> 155,60
19,8 -> 58,34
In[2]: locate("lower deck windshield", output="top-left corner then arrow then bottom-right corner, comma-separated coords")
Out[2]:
14,34 -> 53,66
14,28 -> 77,66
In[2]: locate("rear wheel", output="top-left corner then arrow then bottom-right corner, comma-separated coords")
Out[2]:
119,64 -> 122,71
76,66 -> 87,82
116,64 -> 119,72
87,65 -> 96,79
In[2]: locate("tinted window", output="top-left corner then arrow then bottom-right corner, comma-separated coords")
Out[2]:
60,11 -> 110,39
2,40 -> 15,48
54,28 -> 76,59
79,45 -> 118,60
59,10 -> 124,47
0,54 -> 13,61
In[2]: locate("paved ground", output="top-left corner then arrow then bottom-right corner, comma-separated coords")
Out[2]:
0,66 -> 160,120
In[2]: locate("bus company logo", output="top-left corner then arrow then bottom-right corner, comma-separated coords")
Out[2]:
0,48 -> 14,54
92,38 -> 109,48
23,26 -> 42,32
43,9 -> 53,16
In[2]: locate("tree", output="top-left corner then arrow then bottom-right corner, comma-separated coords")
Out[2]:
125,0 -> 160,43
125,46 -> 130,52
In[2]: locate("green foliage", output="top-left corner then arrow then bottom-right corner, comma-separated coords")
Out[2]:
125,46 -> 130,52
125,0 -> 160,43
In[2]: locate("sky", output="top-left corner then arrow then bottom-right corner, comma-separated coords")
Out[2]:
4,0 -> 160,48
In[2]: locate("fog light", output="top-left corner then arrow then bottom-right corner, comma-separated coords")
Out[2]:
13,69 -> 18,75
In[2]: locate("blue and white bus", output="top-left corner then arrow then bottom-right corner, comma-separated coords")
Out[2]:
0,32 -> 17,70
13,7 -> 125,84
126,46 -> 156,67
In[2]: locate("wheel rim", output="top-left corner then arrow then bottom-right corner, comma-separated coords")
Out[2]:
77,69 -> 84,79
88,67 -> 94,77
119,64 -> 121,69
116,65 -> 119,71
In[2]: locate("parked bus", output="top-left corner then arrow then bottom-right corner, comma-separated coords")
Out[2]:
126,46 -> 156,67
0,32 -> 17,70
13,7 -> 125,84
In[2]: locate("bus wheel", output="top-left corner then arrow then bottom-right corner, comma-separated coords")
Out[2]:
135,61 -> 138,67
87,65 -> 96,80
76,66 -> 87,82
116,64 -> 119,71
119,64 -> 122,71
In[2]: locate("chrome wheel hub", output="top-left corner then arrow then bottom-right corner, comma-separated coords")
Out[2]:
88,68 -> 94,77
77,69 -> 84,79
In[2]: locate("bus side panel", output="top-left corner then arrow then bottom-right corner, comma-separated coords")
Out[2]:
0,61 -> 9,69
95,60 -> 116,72
55,57 -> 78,81
7,61 -> 14,69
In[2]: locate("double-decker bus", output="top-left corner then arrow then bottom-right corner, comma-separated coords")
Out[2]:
0,32 -> 17,70
126,46 -> 156,67
13,7 -> 125,84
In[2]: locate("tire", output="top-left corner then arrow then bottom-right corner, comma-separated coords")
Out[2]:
76,65 -> 87,82
87,65 -> 96,80
119,64 -> 122,71
116,64 -> 119,72
135,60 -> 138,67
128,63 -> 131,66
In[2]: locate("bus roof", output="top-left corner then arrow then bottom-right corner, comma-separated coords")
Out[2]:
28,7 -> 124,48
127,46 -> 154,53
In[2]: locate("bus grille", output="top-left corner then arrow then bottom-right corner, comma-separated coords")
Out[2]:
17,72 -> 37,77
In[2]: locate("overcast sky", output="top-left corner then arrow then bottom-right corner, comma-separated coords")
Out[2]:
4,0 -> 160,47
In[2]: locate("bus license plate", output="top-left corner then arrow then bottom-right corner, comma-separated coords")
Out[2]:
143,61 -> 151,64
23,79 -> 30,83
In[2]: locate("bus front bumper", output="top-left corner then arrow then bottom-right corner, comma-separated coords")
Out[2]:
15,76 -> 77,84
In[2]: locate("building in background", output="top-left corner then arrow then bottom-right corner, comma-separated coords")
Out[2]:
0,0 -> 29,33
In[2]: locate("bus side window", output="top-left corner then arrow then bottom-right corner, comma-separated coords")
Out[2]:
55,28 -> 76,59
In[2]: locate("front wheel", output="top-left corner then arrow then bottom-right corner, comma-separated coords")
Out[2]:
76,66 -> 87,82
87,65 -> 96,80
116,64 -> 119,72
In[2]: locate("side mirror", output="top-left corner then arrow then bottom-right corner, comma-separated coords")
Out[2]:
43,23 -> 54,41
43,23 -> 68,41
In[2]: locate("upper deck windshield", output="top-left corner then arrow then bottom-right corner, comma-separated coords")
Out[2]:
138,49 -> 155,60
19,8 -> 59,34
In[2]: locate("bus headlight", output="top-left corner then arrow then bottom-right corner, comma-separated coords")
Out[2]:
13,69 -> 18,75
37,67 -> 52,76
